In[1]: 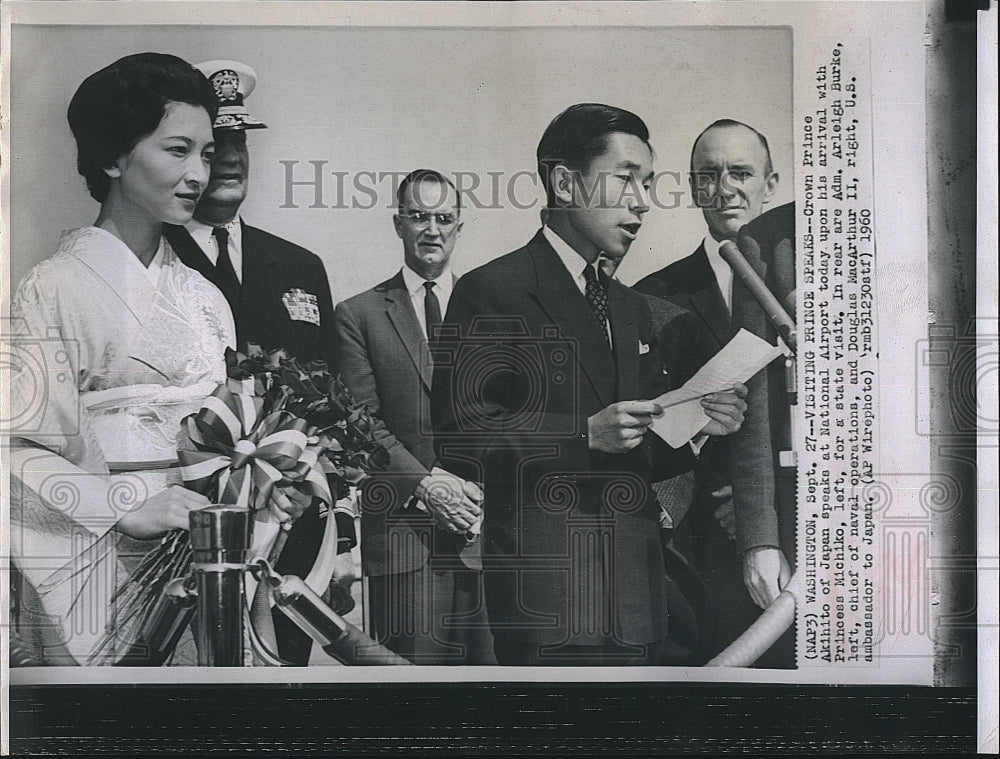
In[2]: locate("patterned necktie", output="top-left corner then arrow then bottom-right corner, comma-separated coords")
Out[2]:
423,280 -> 442,341
212,225 -> 241,311
583,263 -> 610,342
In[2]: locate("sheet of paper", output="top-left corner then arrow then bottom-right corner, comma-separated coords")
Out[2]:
649,329 -> 784,448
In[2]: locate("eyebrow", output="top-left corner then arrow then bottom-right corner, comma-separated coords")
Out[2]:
692,161 -> 757,172
160,135 -> 215,149
401,206 -> 459,216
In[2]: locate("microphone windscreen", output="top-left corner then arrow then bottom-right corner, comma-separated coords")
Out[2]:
772,239 -> 796,301
783,289 -> 796,314
736,226 -> 763,263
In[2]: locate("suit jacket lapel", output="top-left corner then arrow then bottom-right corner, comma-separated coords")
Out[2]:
680,244 -> 734,347
526,232 -> 615,407
238,222 -> 278,330
607,280 -> 641,401
382,271 -> 434,391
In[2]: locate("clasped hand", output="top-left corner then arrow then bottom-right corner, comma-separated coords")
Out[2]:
743,546 -> 792,610
415,470 -> 483,534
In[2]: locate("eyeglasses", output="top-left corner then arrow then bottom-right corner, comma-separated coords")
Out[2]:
398,211 -> 459,229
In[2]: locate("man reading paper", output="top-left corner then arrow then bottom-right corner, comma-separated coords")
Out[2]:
432,103 -> 748,666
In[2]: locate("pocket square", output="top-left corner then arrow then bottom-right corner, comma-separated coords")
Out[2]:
638,341 -> 650,355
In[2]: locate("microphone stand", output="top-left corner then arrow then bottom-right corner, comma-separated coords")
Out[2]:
779,341 -> 798,469
719,240 -> 798,468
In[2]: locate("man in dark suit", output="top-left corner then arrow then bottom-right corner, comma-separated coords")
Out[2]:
163,60 -> 354,665
634,119 -> 794,664
432,104 -> 748,666
335,169 -> 494,664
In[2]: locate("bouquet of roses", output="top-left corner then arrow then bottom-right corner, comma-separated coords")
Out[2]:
92,345 -> 388,663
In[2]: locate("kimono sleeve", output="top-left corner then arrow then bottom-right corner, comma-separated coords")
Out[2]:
8,265 -> 120,543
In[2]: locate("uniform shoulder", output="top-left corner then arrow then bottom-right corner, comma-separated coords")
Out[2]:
242,223 -> 321,264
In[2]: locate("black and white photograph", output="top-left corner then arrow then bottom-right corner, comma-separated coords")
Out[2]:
1,0 -> 992,753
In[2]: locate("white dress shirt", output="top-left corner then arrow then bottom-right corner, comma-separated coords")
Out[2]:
542,225 -> 614,346
184,218 -> 244,283
702,235 -> 734,315
543,225 -> 597,296
544,226 -> 707,457
401,264 -> 454,340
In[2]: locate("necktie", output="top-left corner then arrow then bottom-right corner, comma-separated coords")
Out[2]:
423,280 -> 442,341
212,225 -> 241,312
583,263 -> 610,342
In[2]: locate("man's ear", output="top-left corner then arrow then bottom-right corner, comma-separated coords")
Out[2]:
763,171 -> 779,205
550,164 -> 574,207
392,213 -> 404,239
103,161 -> 122,180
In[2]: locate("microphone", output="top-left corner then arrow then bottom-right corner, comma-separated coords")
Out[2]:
719,240 -> 797,353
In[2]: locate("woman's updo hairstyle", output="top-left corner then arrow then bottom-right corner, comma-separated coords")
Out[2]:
67,52 -> 217,203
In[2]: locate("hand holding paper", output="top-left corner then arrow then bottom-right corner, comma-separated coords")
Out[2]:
650,329 -> 785,448
698,384 -> 749,437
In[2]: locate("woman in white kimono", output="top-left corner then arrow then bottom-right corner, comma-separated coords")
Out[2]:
9,53 -> 240,664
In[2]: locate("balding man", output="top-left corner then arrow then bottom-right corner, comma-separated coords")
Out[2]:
635,119 -> 794,666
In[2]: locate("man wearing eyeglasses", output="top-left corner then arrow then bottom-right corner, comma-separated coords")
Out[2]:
334,169 -> 495,663
634,120 -> 794,667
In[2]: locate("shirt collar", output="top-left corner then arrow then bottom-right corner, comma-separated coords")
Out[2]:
401,263 -> 454,299
702,235 -> 735,311
543,225 -> 598,292
705,234 -> 738,276
185,217 -> 242,249
702,234 -> 725,261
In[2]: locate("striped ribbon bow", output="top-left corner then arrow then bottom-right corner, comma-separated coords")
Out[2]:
178,381 -> 331,522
